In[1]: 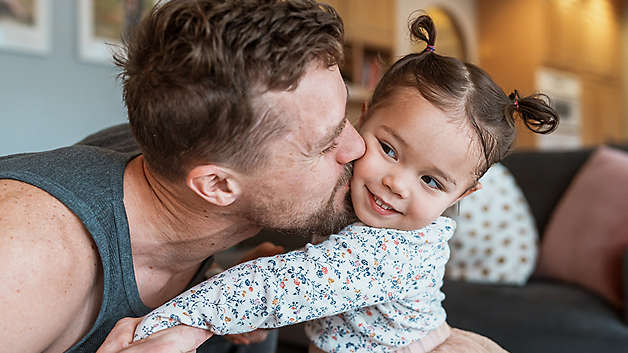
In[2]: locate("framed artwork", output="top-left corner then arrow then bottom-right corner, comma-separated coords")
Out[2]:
0,0 -> 51,54
536,68 -> 582,150
78,0 -> 157,64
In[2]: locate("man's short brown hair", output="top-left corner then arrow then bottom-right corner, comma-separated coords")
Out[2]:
115,0 -> 344,181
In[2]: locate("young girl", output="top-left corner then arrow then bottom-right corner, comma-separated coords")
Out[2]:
133,15 -> 558,352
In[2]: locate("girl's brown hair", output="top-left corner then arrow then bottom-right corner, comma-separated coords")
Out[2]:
368,14 -> 559,178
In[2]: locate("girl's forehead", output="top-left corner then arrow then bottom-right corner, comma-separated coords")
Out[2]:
366,95 -> 482,185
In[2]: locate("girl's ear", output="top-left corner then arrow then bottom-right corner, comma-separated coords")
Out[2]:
186,165 -> 242,206
452,182 -> 482,206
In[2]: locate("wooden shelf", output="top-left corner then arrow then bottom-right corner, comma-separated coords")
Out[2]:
347,83 -> 371,104
342,41 -> 392,104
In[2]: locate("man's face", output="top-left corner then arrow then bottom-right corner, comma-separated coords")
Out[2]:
239,63 -> 365,236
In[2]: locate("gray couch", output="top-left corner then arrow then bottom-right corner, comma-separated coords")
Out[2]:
81,125 -> 628,352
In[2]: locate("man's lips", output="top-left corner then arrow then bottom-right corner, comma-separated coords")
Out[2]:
366,187 -> 399,216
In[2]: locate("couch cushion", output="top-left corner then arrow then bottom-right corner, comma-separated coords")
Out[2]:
536,146 -> 628,308
446,163 -> 537,285
442,279 -> 628,353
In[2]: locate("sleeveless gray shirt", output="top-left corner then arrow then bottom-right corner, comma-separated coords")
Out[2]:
0,127 -> 213,352
0,145 -> 153,352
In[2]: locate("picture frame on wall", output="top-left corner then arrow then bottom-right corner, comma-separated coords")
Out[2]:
78,0 -> 158,64
0,0 -> 51,54
536,68 -> 582,150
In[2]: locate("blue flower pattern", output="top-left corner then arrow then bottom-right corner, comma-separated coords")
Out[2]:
134,217 -> 455,353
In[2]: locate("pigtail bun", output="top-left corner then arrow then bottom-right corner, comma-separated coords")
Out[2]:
507,90 -> 559,134
409,15 -> 436,52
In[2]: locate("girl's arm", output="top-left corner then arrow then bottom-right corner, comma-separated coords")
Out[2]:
134,219 -> 454,340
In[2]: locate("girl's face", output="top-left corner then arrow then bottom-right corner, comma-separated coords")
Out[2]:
351,89 -> 481,230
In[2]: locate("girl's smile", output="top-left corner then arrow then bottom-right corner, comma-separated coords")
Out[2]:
366,186 -> 400,215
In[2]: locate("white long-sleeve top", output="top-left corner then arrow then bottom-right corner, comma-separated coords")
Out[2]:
134,217 -> 455,352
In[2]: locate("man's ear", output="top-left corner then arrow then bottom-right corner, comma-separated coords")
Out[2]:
451,182 -> 482,206
186,165 -> 242,207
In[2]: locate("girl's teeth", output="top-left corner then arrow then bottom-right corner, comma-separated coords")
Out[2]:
374,195 -> 392,210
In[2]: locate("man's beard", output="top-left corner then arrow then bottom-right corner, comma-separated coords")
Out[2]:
242,163 -> 358,238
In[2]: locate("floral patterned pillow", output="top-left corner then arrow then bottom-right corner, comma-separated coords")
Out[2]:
445,163 -> 538,285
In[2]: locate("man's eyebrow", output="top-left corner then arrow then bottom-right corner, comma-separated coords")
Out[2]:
381,125 -> 457,187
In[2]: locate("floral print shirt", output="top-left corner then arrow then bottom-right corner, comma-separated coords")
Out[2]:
134,217 -> 455,352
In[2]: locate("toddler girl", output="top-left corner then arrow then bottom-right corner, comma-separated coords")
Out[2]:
133,15 -> 558,352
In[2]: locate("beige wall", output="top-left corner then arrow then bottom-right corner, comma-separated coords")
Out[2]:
395,0 -> 477,62
478,0 -> 626,148
622,3 -> 628,138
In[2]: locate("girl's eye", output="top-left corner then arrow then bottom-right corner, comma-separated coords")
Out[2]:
379,141 -> 397,160
421,175 -> 441,190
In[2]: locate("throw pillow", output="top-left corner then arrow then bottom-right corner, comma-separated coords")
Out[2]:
536,146 -> 628,308
445,163 -> 538,285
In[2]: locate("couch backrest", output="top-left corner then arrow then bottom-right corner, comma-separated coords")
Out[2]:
501,144 -> 628,238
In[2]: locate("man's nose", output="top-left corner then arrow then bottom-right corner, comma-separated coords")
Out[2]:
336,121 -> 365,164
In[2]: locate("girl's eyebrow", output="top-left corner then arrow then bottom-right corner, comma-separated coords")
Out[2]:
381,125 -> 408,149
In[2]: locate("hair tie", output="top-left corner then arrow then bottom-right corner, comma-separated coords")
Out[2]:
425,44 -> 435,53
509,90 -> 520,111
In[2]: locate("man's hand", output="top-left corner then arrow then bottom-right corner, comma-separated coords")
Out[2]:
96,317 -> 212,353
236,241 -> 285,264
224,329 -> 270,345
431,328 -> 509,353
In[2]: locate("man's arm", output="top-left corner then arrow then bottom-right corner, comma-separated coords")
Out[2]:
0,180 -> 101,352
97,317 -> 212,353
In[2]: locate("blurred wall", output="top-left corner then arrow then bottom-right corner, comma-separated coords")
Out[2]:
0,0 -> 127,156
395,0 -> 477,63
478,0 -> 626,148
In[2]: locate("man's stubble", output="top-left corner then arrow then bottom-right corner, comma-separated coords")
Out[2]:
241,163 -> 358,239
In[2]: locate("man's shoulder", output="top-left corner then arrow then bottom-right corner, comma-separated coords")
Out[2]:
0,179 -> 101,277
0,179 -> 103,352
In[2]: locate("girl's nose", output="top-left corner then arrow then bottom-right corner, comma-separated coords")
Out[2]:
382,174 -> 408,199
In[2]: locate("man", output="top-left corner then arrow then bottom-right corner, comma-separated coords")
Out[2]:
0,1 -> 363,352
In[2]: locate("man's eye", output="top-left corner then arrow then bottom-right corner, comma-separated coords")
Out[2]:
322,142 -> 338,154
421,175 -> 441,190
379,141 -> 397,160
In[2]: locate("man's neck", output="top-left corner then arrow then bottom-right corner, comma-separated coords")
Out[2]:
123,156 -> 261,275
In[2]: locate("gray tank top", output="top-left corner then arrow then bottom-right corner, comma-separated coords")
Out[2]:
0,126 -> 212,352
